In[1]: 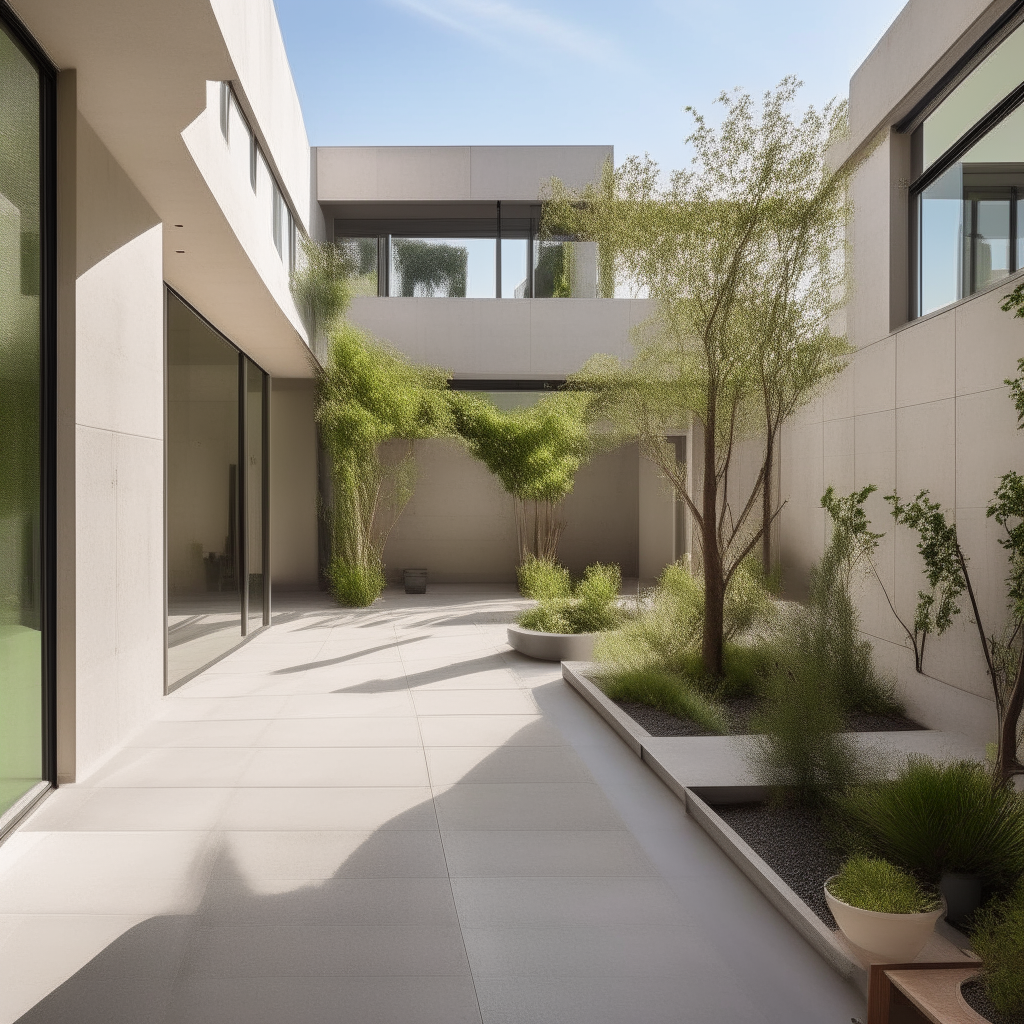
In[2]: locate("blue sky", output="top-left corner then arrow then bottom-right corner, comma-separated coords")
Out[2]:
274,0 -> 908,172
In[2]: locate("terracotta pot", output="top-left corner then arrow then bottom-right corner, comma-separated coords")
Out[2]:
824,877 -> 944,962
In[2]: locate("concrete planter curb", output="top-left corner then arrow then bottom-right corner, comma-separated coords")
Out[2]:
507,626 -> 597,662
560,661 -> 976,992
560,661 -> 863,990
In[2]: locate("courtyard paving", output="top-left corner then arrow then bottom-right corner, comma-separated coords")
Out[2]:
0,587 -> 864,1023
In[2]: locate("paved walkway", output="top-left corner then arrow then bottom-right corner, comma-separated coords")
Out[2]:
0,588 -> 864,1024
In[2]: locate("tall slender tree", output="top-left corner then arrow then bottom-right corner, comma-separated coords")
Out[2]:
548,79 -> 851,676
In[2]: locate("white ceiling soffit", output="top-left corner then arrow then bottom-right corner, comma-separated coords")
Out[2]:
12,0 -> 314,378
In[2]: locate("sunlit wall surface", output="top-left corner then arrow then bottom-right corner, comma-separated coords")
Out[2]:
166,292 -> 268,688
914,21 -> 1024,316
0,18 -> 43,819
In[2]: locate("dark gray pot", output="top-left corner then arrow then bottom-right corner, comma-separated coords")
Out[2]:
940,872 -> 983,926
403,568 -> 427,595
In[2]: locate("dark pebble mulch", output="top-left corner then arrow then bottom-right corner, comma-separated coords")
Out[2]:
613,696 -> 924,737
715,802 -> 843,927
961,979 -> 1024,1024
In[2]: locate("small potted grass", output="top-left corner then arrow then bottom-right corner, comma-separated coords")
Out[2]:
508,559 -> 623,662
825,855 -> 944,962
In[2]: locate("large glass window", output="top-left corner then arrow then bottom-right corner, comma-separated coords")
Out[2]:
389,237 -> 496,298
914,24 -> 1024,317
166,292 -> 268,689
1,15 -> 47,825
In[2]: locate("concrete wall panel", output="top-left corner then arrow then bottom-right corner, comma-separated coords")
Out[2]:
270,379 -> 319,590
72,118 -> 165,779
316,146 -> 613,204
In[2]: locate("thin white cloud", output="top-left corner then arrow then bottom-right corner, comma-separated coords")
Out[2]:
388,0 -> 615,63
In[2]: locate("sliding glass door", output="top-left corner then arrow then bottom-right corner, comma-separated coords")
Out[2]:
165,291 -> 268,689
0,9 -> 53,827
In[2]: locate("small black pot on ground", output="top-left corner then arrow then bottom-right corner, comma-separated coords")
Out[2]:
403,568 -> 427,594
940,872 -> 983,926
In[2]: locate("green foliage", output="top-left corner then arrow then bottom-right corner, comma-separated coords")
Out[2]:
836,757 -> 1024,888
827,855 -> 941,915
518,563 -> 623,635
972,880 -> 1024,1018
595,559 -> 775,685
290,237 -> 355,356
450,390 -> 596,561
813,489 -> 903,715
517,556 -> 571,600
885,490 -> 966,672
316,322 -> 452,606
534,240 -> 573,298
550,79 -> 853,676
599,667 -> 730,735
750,490 -> 898,805
326,557 -> 387,608
391,239 -> 467,297
750,648 -> 865,807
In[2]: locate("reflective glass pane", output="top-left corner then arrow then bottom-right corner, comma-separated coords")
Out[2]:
918,100 -> 1024,315
166,294 -> 242,686
227,91 -> 252,188
500,238 -> 528,298
533,239 -> 599,298
919,164 -> 963,315
923,22 -> 1024,170
972,199 -> 1011,291
337,237 -> 378,297
246,359 -> 264,633
389,237 -> 495,297
0,21 -> 43,818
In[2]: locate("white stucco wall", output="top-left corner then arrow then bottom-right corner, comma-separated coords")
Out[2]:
381,441 -> 640,584
73,114 -> 165,777
347,297 -> 654,379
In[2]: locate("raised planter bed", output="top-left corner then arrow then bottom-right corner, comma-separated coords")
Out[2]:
561,660 -> 981,1000
506,625 -> 597,662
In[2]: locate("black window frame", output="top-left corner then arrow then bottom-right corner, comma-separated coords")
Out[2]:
0,0 -> 59,838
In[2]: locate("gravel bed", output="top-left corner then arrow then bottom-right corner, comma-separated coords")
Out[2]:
961,979 -> 1024,1024
612,696 -> 923,737
715,802 -> 842,927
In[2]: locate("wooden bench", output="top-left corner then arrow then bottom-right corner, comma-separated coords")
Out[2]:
867,962 -> 985,1024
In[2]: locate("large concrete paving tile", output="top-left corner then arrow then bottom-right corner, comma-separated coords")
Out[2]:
433,782 -> 623,831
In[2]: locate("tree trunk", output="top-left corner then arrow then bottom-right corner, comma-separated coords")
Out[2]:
701,412 -> 725,678
996,649 -> 1024,786
761,429 -> 775,575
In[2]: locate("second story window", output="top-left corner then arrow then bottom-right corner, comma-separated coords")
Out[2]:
912,20 -> 1024,317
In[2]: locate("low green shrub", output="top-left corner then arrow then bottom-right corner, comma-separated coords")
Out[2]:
836,757 -> 1024,888
598,667 -> 729,735
750,645 -> 867,806
517,555 -> 571,600
595,559 -> 775,681
827,855 -> 941,914
517,562 -> 623,635
971,880 -> 1024,1018
327,556 -> 386,607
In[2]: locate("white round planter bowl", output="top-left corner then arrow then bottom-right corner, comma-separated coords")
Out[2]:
824,879 -> 944,963
506,625 -> 597,662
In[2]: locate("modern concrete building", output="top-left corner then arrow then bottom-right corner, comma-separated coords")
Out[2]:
0,0 -> 676,841
780,0 -> 1024,746
3,0 -> 1021,847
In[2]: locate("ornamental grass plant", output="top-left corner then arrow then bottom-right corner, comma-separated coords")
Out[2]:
971,881 -> 1024,1019
836,757 -> 1024,889
827,855 -> 941,915
517,562 -> 623,635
